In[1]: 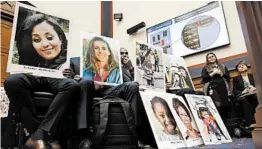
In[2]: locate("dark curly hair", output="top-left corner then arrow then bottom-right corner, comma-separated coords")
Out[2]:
16,13 -> 67,69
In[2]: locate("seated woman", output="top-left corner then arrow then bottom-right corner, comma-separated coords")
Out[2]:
151,96 -> 183,141
83,36 -> 121,84
172,98 -> 200,139
233,61 -> 258,126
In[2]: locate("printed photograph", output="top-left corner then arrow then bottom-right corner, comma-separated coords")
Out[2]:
135,41 -> 165,91
140,91 -> 186,149
7,3 -> 71,78
167,95 -> 204,147
164,54 -> 194,90
185,94 -> 232,145
80,32 -> 122,85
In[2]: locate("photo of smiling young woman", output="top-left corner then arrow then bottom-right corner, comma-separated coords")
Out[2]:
11,6 -> 69,69
7,3 -> 71,78
80,32 -> 122,85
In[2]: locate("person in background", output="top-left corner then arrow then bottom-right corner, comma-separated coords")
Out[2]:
178,66 -> 194,89
83,36 -> 121,84
201,52 -> 230,122
120,48 -> 134,82
142,50 -> 154,87
16,13 -> 67,69
172,98 -> 200,139
233,61 -> 258,127
4,13 -> 79,149
154,49 -> 160,72
151,96 -> 182,141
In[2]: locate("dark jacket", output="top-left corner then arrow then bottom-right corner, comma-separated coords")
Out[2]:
122,65 -> 134,82
233,74 -> 255,96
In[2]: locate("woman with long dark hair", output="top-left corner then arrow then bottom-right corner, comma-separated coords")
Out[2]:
83,36 -> 121,84
173,98 -> 200,139
16,13 -> 67,69
201,52 -> 230,122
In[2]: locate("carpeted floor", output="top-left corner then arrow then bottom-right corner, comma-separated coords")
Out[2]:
186,137 -> 254,149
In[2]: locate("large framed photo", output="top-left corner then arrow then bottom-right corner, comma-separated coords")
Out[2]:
163,54 -> 194,90
7,3 -> 71,78
167,94 -> 203,147
135,41 -> 165,92
140,91 -> 186,149
185,94 -> 232,145
80,32 -> 123,86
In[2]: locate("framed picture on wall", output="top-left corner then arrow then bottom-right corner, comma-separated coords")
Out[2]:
147,1 -> 230,57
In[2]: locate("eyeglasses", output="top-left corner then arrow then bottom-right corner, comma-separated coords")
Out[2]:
120,52 -> 128,55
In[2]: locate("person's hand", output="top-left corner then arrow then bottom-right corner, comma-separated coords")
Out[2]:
94,82 -> 102,90
63,68 -> 75,79
242,88 -> 249,94
73,75 -> 81,81
249,86 -> 256,92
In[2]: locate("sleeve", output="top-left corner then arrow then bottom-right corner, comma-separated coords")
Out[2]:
201,66 -> 211,84
223,66 -> 230,82
233,77 -> 242,96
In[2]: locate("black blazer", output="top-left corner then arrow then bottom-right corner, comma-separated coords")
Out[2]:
233,74 -> 255,96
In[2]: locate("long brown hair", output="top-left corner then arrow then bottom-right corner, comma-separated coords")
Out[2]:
85,36 -> 119,72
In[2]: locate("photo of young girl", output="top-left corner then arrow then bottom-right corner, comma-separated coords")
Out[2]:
140,91 -> 186,149
185,94 -> 232,145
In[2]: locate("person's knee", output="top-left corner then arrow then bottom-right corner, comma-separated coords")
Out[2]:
60,79 -> 79,92
124,82 -> 139,92
79,78 -> 94,88
4,74 -> 26,90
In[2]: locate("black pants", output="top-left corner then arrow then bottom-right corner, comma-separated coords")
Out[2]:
77,78 -> 156,146
237,94 -> 258,125
4,73 -> 79,140
77,78 -> 142,129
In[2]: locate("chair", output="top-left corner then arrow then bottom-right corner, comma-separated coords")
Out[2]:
1,58 -> 80,149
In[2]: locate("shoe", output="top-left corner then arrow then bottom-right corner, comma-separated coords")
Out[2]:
25,138 -> 49,149
78,137 -> 93,149
138,140 -> 153,149
49,141 -> 61,149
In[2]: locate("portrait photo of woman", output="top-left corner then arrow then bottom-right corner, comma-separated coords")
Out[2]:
81,35 -> 121,85
11,6 -> 69,69
172,98 -> 200,140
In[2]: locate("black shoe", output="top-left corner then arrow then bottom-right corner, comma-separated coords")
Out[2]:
138,140 -> 153,149
78,137 -> 93,149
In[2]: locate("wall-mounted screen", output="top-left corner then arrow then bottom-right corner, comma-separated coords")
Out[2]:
147,1 -> 230,57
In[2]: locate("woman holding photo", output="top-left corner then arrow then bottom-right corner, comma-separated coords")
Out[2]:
151,96 -> 182,141
16,13 -> 68,69
83,36 -> 121,84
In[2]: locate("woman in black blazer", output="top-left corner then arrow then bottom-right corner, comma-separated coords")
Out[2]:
233,61 -> 258,126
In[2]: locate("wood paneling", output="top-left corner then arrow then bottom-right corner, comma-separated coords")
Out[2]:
1,3 -> 15,86
236,1 -> 262,148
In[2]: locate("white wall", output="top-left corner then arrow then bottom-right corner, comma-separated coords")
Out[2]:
113,1 -> 247,67
30,1 -> 101,57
